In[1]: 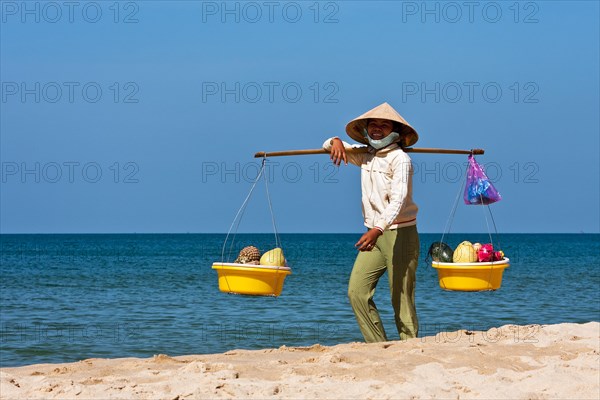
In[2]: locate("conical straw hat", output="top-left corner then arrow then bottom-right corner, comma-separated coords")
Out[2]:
345,102 -> 419,147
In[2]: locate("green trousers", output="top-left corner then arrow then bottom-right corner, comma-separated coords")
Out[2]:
348,225 -> 420,342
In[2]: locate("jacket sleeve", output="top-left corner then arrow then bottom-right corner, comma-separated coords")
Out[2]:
373,152 -> 413,230
322,137 -> 366,166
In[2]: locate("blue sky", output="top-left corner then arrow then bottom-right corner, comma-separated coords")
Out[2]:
1,1 -> 598,233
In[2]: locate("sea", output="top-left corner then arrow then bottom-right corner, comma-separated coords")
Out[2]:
1,233 -> 599,367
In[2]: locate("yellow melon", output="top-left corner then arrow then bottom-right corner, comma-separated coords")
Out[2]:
453,241 -> 477,263
259,248 -> 286,267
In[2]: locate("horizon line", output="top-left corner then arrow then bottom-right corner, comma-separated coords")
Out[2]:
0,232 -> 598,235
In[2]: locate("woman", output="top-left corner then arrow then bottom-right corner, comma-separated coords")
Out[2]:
322,102 -> 420,342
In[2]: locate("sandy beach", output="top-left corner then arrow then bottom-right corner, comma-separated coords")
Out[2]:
1,321 -> 598,399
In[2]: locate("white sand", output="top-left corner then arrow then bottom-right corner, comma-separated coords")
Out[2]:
1,322 -> 598,399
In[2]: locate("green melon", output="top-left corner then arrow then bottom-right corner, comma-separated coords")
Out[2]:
428,242 -> 454,263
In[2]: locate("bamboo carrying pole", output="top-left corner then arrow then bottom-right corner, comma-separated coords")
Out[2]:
254,147 -> 484,158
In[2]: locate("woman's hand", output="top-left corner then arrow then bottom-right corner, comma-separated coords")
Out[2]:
355,228 -> 382,252
329,138 -> 347,166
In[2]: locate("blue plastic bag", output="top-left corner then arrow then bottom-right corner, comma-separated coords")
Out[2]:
464,155 -> 502,205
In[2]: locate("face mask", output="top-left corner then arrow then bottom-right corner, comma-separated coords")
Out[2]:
363,128 -> 400,150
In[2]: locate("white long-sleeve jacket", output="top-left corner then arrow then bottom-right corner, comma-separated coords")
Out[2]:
323,137 -> 418,231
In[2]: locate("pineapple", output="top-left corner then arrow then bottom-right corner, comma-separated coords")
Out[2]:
234,246 -> 261,264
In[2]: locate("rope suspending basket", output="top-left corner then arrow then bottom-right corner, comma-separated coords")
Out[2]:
212,158 -> 291,296
429,154 -> 509,291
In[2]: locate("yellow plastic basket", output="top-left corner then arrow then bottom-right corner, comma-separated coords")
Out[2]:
212,263 -> 291,297
431,257 -> 510,291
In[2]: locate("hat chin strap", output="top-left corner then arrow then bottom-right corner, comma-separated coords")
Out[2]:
364,131 -> 400,150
